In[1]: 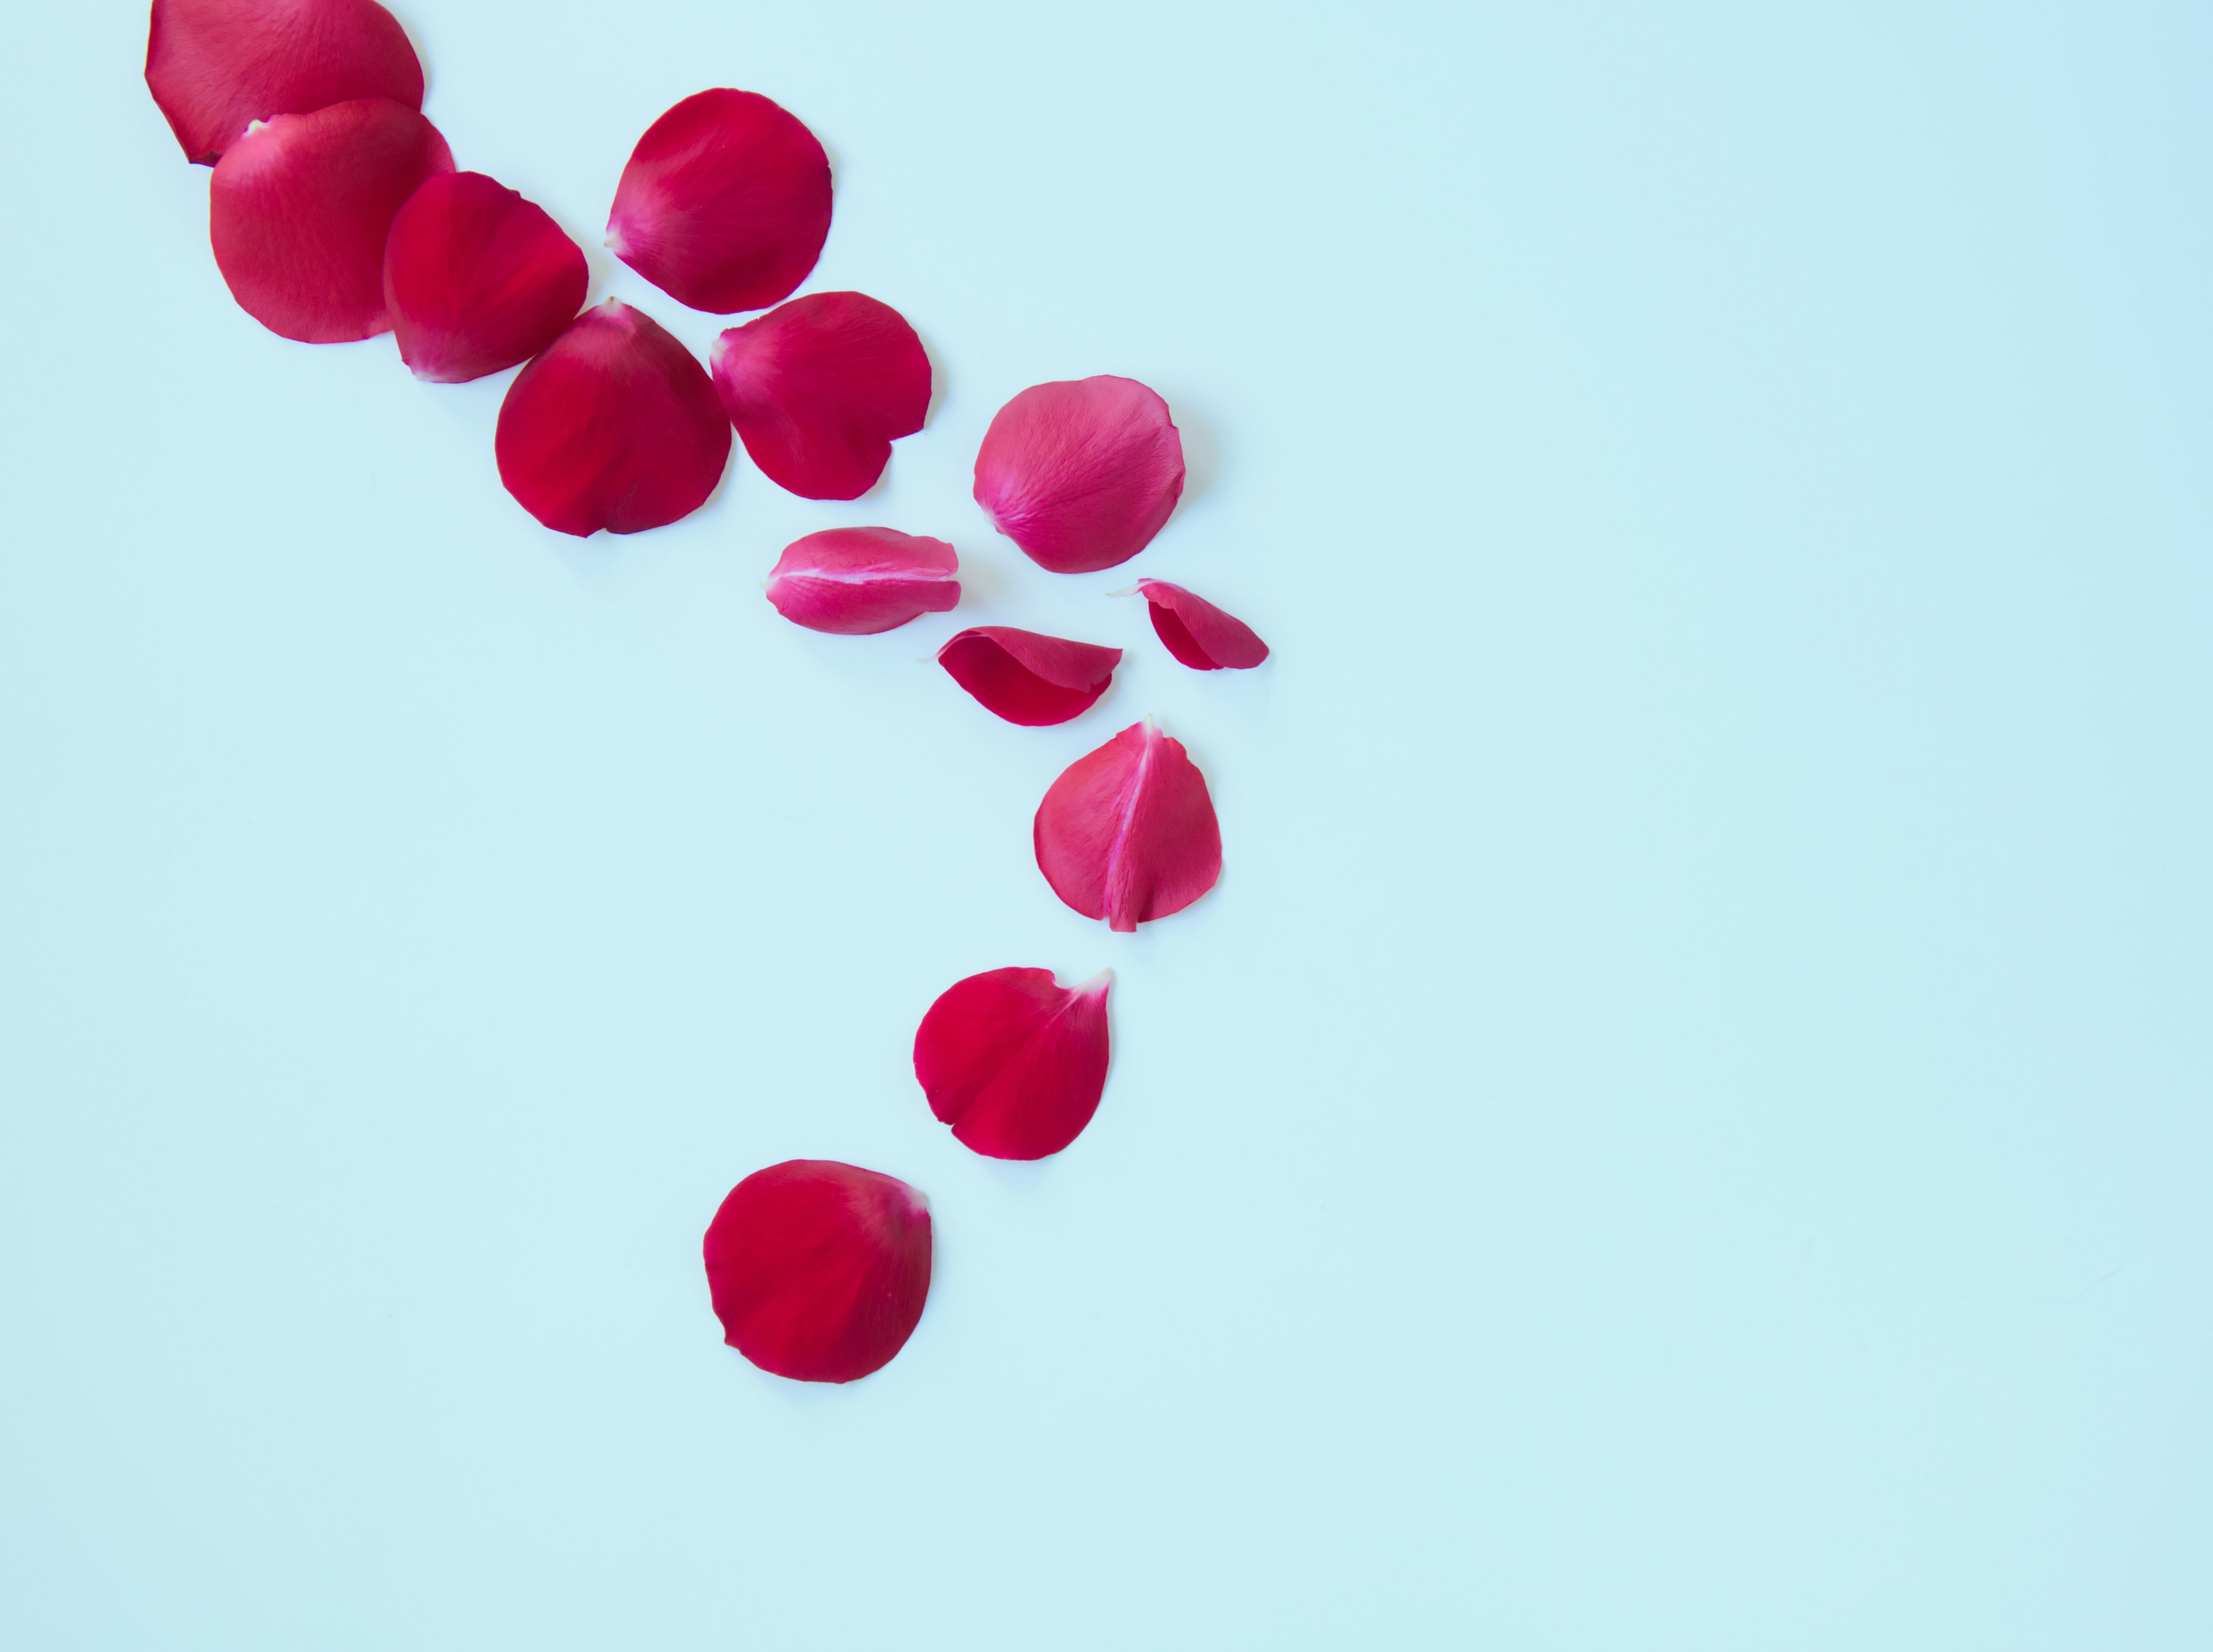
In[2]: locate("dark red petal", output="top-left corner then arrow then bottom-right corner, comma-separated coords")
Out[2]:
493,301 -> 731,536
208,98 -> 452,343
765,528 -> 960,634
709,292 -> 930,500
938,627 -> 1120,726
913,969 -> 1112,1160
1034,719 -> 1221,932
1135,580 -> 1271,671
383,172 -> 587,383
146,0 -> 423,165
606,89 -> 832,314
702,1161 -> 932,1384
972,377 -> 1185,573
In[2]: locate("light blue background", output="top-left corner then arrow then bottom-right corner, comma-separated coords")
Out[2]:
3,2 -> 2208,1646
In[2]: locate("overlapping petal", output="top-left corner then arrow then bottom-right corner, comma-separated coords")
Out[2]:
938,627 -> 1119,726
383,172 -> 587,383
1136,580 -> 1270,671
913,969 -> 1112,1160
972,376 -> 1185,573
1034,718 -> 1221,932
764,528 -> 960,634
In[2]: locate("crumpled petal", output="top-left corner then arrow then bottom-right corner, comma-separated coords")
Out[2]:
383,172 -> 588,383
913,968 -> 1112,1160
606,89 -> 832,314
709,292 -> 930,500
765,528 -> 960,634
146,0 -> 424,165
972,376 -> 1185,573
1136,580 -> 1271,671
1034,718 -> 1221,932
209,97 -> 452,343
938,627 -> 1120,726
494,300 -> 731,536
703,1160 -> 932,1384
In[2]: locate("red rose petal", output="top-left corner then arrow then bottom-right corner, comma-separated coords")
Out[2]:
703,1160 -> 932,1384
972,376 -> 1186,573
146,0 -> 424,165
493,301 -> 731,536
383,171 -> 588,383
765,528 -> 960,634
913,968 -> 1112,1160
606,89 -> 832,315
1034,718 -> 1221,932
709,292 -> 930,500
938,627 -> 1120,726
208,97 -> 452,343
1136,580 -> 1271,671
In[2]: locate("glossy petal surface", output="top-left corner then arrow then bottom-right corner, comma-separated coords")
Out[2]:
494,301 -> 731,536
913,969 -> 1112,1160
1034,719 -> 1221,932
938,627 -> 1120,726
606,89 -> 832,313
1138,580 -> 1271,671
703,1161 -> 932,1384
384,172 -> 588,383
711,292 -> 930,499
972,377 -> 1185,573
765,528 -> 959,634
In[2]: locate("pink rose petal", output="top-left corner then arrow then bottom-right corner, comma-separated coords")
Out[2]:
764,528 -> 960,635
1034,718 -> 1221,932
972,376 -> 1185,573
383,171 -> 588,383
938,627 -> 1120,726
913,968 -> 1112,1160
1136,580 -> 1270,671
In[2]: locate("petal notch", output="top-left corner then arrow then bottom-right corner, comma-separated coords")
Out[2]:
384,172 -> 588,383
1137,580 -> 1270,670
973,377 -> 1185,573
913,969 -> 1112,1160
1034,719 -> 1221,932
765,528 -> 960,634
938,627 -> 1120,726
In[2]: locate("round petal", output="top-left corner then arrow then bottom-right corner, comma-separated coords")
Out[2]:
383,172 -> 588,383
938,627 -> 1120,726
972,377 -> 1185,573
1034,718 -> 1221,932
1136,580 -> 1271,671
765,528 -> 960,635
914,968 -> 1112,1160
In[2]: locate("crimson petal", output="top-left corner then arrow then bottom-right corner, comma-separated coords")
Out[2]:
383,172 -> 587,383
913,969 -> 1112,1160
606,89 -> 832,314
1136,579 -> 1271,671
703,1161 -> 932,1384
765,528 -> 959,634
938,627 -> 1120,726
972,377 -> 1185,573
1034,718 -> 1221,932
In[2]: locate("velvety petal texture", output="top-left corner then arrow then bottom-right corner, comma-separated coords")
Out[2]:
606,89 -> 832,314
938,627 -> 1120,726
913,969 -> 1112,1160
209,98 -> 452,343
494,301 -> 731,536
973,377 -> 1186,573
383,172 -> 588,383
703,1161 -> 932,1384
710,292 -> 930,500
1137,580 -> 1271,671
765,528 -> 959,634
1035,719 -> 1221,932
146,0 -> 424,165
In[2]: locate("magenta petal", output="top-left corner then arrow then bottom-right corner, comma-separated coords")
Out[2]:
1034,718 -> 1222,932
764,528 -> 960,634
1136,580 -> 1271,671
913,969 -> 1112,1160
710,292 -> 930,500
146,0 -> 424,165
972,377 -> 1185,573
493,301 -> 731,536
938,627 -> 1120,726
606,89 -> 832,314
383,172 -> 588,383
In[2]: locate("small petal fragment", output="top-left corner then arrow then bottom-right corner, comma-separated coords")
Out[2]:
703,1161 -> 932,1384
606,89 -> 832,314
209,98 -> 453,343
710,292 -> 930,500
913,969 -> 1112,1160
1136,580 -> 1271,671
146,0 -> 424,165
938,627 -> 1120,726
1034,719 -> 1221,932
973,377 -> 1185,573
765,528 -> 959,634
383,172 -> 588,383
494,301 -> 731,536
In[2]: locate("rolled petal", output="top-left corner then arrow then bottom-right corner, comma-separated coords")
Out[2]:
1136,580 -> 1271,671
913,969 -> 1112,1160
765,528 -> 959,634
1034,718 -> 1221,932
383,172 -> 588,383
606,89 -> 832,314
209,97 -> 453,343
710,292 -> 930,500
146,0 -> 424,165
493,301 -> 731,536
702,1160 -> 932,1384
972,377 -> 1185,573
938,627 -> 1120,726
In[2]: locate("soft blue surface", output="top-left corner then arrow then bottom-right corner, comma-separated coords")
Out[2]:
2,2 -> 2208,1646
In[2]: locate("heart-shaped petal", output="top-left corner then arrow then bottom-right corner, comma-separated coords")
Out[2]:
913,968 -> 1112,1160
383,172 -> 588,383
1034,718 -> 1221,932
1136,580 -> 1270,671
938,627 -> 1120,725
765,528 -> 960,634
973,377 -> 1185,573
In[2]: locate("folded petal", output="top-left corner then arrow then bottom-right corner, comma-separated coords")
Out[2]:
146,0 -> 424,165
209,97 -> 452,343
913,968 -> 1112,1160
1034,718 -> 1221,932
710,292 -> 930,500
764,528 -> 959,635
972,377 -> 1185,573
606,89 -> 832,314
703,1160 -> 932,1384
1136,580 -> 1271,671
938,627 -> 1120,726
383,172 -> 588,383
493,301 -> 731,536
